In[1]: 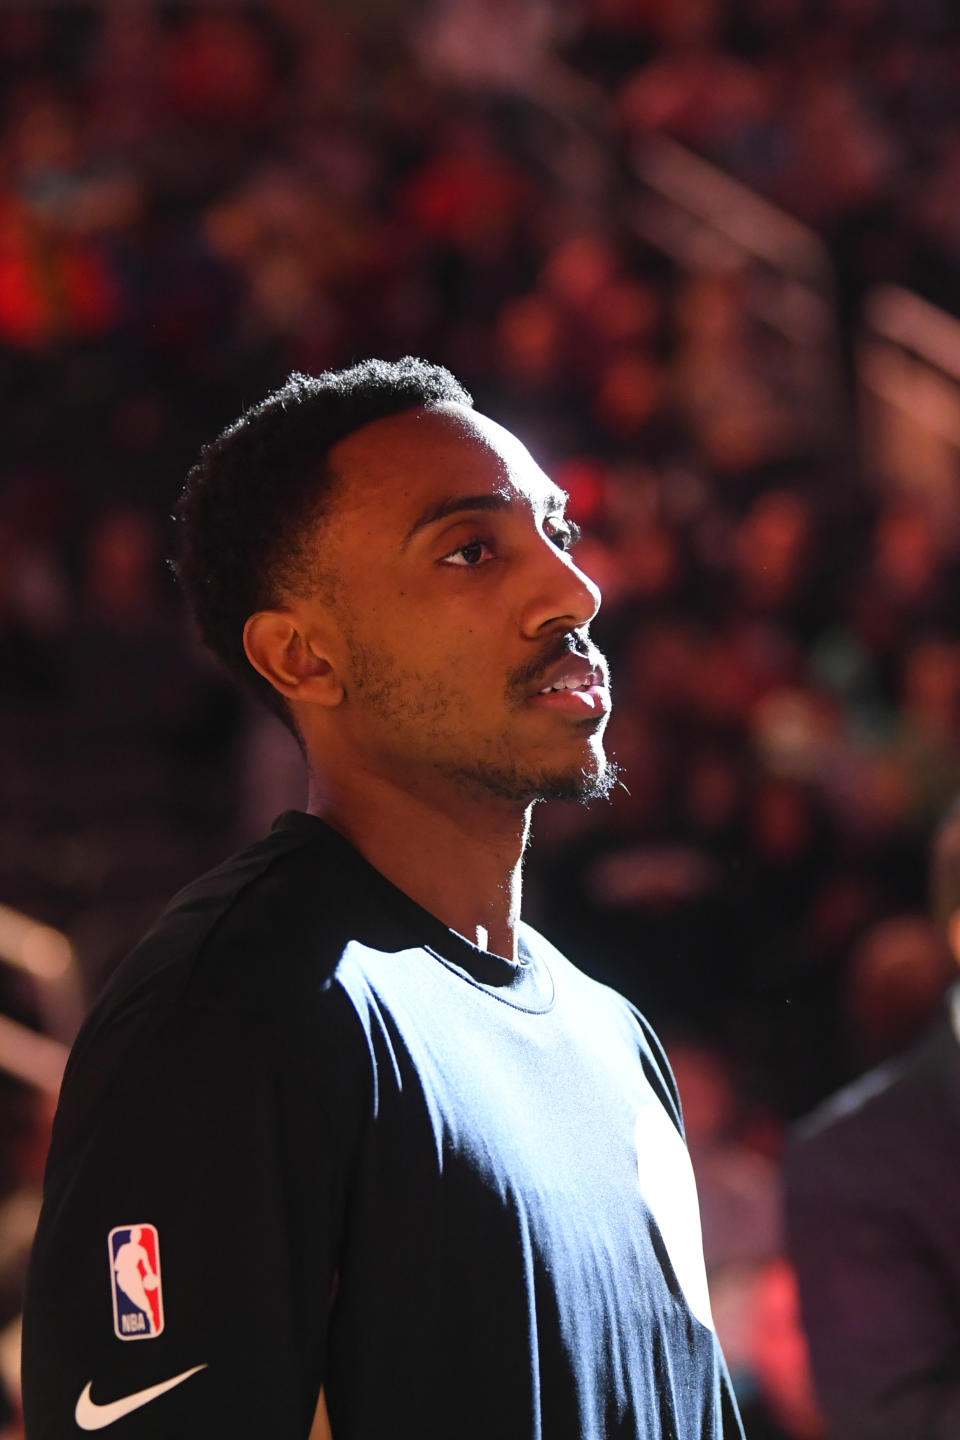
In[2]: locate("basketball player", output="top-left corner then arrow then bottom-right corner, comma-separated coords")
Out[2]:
22,358 -> 743,1438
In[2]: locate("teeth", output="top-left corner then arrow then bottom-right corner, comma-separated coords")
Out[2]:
538,674 -> 592,694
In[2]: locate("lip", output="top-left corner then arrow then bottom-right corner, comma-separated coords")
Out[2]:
529,683 -> 611,717
526,654 -> 611,717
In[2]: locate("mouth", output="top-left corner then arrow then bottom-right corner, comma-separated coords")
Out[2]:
526,654 -> 611,718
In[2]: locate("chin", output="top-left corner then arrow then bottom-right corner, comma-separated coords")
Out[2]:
442,731 -> 619,806
532,753 -> 620,804
537,731 -> 618,802
457,751 -> 619,806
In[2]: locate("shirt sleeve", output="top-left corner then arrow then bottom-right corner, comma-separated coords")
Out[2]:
22,984 -> 363,1439
623,998 -> 745,1440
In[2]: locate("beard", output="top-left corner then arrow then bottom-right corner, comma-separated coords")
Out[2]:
441,745 -> 621,805
344,626 -> 617,806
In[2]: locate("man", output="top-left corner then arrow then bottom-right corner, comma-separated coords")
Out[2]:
22,358 -> 743,1438
785,798 -> 960,1440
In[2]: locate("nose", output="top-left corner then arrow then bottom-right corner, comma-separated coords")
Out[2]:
518,535 -> 601,639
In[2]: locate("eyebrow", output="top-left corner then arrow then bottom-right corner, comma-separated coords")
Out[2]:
402,488 -> 570,550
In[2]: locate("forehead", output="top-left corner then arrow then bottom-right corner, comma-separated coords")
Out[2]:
326,403 -> 565,523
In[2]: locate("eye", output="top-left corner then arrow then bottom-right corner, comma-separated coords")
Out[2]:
545,516 -> 581,552
440,537 -> 495,568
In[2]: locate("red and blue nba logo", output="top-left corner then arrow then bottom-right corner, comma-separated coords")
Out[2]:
107,1224 -> 165,1340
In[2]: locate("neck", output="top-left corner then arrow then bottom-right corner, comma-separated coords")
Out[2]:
306,766 -> 532,962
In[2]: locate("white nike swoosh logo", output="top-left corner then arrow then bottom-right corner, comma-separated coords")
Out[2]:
75,1365 -> 207,1430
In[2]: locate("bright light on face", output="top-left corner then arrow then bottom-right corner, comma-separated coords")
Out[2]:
308,404 -> 617,807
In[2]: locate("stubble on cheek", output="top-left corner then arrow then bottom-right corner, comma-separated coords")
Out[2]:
342,625 -> 619,805
343,626 -> 461,736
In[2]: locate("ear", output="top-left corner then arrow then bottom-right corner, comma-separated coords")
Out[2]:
947,909 -> 960,968
243,609 -> 344,708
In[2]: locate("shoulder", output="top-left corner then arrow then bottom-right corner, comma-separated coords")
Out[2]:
785,1013 -> 959,1196
51,815 -> 379,1173
93,814 -> 361,1018
62,813 -> 389,1093
520,921 -> 684,1133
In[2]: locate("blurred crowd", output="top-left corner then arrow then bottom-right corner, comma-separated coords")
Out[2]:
3,0 -> 960,1434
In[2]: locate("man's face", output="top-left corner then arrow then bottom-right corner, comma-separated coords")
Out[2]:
305,402 -> 614,806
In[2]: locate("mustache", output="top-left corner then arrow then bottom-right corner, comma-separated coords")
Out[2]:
508,633 -> 607,696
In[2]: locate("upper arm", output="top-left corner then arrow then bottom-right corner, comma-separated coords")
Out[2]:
622,998 -> 685,1137
23,994 -> 358,1439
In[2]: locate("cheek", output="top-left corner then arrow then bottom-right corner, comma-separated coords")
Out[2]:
342,620 -> 453,699
341,582 -> 505,697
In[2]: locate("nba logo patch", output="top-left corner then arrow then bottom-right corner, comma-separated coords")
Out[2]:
108,1224 -> 165,1340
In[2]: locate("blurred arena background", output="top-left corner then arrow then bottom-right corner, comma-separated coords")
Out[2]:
2,1 -> 960,1434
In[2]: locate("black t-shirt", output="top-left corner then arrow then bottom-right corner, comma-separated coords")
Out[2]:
23,811 -> 744,1439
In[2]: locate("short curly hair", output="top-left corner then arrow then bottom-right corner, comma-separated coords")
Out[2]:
173,356 -> 473,733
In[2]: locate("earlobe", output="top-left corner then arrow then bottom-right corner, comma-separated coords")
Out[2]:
243,610 -> 344,707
